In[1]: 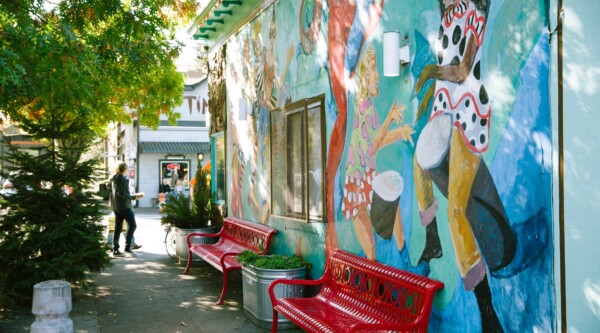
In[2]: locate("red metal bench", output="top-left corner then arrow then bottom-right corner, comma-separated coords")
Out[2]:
269,249 -> 444,332
184,217 -> 277,305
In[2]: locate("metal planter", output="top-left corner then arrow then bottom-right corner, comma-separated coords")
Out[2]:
242,265 -> 306,330
174,227 -> 218,264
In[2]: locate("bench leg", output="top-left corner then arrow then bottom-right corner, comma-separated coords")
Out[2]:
271,310 -> 279,333
216,271 -> 229,305
183,250 -> 193,274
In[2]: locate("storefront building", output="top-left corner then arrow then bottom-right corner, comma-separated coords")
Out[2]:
105,75 -> 211,208
190,0 -> 600,331
136,76 -> 211,207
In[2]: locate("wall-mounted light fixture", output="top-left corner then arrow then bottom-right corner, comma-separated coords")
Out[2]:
198,153 -> 204,161
383,31 -> 410,77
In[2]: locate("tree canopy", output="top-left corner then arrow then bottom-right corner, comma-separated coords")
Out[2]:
0,0 -> 199,137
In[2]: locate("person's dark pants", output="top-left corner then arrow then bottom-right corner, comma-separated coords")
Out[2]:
113,208 -> 137,251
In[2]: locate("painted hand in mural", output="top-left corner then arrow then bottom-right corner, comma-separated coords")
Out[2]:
372,103 -> 415,155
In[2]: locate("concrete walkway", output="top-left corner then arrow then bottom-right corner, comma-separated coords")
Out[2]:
0,208 -> 299,333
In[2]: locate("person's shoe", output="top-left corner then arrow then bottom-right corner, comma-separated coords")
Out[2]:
124,248 -> 133,254
113,250 -> 125,257
132,243 -> 142,250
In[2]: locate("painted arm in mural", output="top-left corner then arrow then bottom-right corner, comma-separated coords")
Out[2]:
276,45 -> 294,91
415,35 -> 478,93
370,103 -> 415,158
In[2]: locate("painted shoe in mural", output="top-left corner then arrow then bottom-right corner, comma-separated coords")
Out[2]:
418,219 -> 443,264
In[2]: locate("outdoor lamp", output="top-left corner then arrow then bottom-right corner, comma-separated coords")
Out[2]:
198,153 -> 204,161
383,31 -> 410,77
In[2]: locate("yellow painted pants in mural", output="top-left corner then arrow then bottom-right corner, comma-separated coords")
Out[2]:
414,128 -> 486,290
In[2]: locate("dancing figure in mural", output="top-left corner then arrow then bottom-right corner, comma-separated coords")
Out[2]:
414,0 -> 515,331
343,46 -> 427,274
247,9 -> 295,224
320,0 -> 384,259
230,119 -> 244,217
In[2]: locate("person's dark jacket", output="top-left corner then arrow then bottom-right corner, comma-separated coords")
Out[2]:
109,173 -> 136,211
159,183 -> 171,193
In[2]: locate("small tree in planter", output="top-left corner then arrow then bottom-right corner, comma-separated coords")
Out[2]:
160,168 -> 216,263
237,250 -> 311,330
191,168 -> 212,228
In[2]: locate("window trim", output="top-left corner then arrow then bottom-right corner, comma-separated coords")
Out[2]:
269,94 -> 327,223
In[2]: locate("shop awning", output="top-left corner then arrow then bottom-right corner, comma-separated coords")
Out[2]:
139,142 -> 210,154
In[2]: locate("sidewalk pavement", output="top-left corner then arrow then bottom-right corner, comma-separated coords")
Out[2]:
0,208 -> 299,333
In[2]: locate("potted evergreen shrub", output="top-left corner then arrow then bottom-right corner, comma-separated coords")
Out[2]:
160,168 -> 217,263
237,250 -> 311,329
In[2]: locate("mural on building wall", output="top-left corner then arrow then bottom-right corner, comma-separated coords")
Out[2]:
227,8 -> 294,225
225,0 -> 553,331
208,46 -> 227,135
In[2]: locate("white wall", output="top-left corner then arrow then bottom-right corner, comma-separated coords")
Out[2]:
556,1 -> 600,331
139,126 -> 209,142
169,79 -> 209,122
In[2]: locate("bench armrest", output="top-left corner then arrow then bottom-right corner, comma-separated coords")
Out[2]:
186,230 -> 222,248
220,251 -> 242,269
268,274 -> 328,307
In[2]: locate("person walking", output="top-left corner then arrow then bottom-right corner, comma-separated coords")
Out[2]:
110,162 -> 143,257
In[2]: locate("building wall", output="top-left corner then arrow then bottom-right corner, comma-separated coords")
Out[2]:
220,0 -> 556,331
136,79 -> 210,207
559,0 -> 600,331
139,127 -> 208,142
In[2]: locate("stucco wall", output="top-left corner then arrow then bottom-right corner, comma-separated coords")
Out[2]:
559,1 -> 600,331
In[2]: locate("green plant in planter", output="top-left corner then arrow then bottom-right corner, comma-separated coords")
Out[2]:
160,170 -> 212,229
237,250 -> 312,270
161,168 -> 212,229
160,193 -> 197,229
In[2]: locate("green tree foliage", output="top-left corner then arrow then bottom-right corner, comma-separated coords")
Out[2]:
0,0 -> 200,305
0,123 -> 109,304
0,0 -> 199,133
191,168 -> 211,226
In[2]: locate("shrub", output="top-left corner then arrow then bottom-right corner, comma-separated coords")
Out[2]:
237,250 -> 312,270
161,168 -> 211,229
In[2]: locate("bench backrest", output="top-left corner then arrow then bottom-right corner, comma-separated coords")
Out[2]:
220,217 -> 277,253
324,250 -> 444,329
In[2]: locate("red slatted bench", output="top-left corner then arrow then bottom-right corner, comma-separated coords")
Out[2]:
269,249 -> 444,333
184,217 -> 277,305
